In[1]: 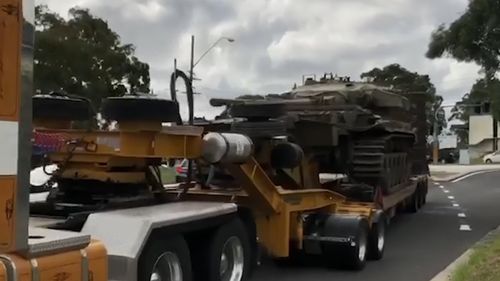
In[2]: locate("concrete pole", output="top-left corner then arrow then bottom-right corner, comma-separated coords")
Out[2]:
433,108 -> 440,164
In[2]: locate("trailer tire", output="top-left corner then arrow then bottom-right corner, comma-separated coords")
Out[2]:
422,180 -> 428,206
33,95 -> 93,121
418,184 -> 426,208
138,235 -> 192,281
102,96 -> 180,122
367,213 -> 386,260
321,216 -> 369,270
195,219 -> 251,281
407,189 -> 420,213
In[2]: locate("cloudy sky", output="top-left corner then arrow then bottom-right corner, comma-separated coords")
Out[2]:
38,0 -> 481,119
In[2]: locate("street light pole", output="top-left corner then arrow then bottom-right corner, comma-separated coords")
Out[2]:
433,108 -> 441,165
193,36 -> 235,69
189,35 -> 195,86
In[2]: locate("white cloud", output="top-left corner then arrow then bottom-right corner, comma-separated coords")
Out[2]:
37,0 -> 479,111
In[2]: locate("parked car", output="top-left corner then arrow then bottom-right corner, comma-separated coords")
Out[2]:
483,151 -> 500,164
174,159 -> 198,182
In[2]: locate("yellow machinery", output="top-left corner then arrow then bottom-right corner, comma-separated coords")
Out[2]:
1,1 -> 428,280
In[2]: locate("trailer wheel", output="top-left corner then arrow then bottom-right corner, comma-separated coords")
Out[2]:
367,215 -> 386,260
321,216 -> 369,270
195,219 -> 251,281
138,235 -> 192,281
418,185 -> 426,208
421,180 -> 428,205
407,189 -> 420,213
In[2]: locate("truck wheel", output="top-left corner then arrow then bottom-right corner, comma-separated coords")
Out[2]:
138,235 -> 192,281
367,216 -> 386,260
321,216 -> 369,270
196,219 -> 251,281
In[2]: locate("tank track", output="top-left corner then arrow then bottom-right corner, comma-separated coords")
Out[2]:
350,134 -> 413,194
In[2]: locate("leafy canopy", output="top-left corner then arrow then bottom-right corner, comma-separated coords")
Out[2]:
426,0 -> 500,79
34,5 -> 150,108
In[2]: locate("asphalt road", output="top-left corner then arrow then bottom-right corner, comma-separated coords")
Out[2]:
254,171 -> 500,281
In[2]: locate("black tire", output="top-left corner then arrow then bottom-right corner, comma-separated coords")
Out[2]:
367,215 -> 386,260
486,159 -> 493,164
33,95 -> 92,121
102,96 -> 180,122
407,189 -> 420,213
418,184 -> 426,208
193,219 -> 252,281
422,180 -> 428,205
270,142 -> 304,169
231,103 -> 286,120
231,121 -> 286,138
321,216 -> 369,270
138,234 -> 193,281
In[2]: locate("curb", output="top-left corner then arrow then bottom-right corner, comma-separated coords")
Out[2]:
431,169 -> 500,182
429,226 -> 500,281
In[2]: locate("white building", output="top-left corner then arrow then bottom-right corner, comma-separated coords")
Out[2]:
468,114 -> 500,160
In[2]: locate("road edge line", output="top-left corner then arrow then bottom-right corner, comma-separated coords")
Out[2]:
432,169 -> 500,182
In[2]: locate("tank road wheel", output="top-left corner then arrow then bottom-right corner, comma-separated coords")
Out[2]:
321,216 -> 369,270
367,213 -> 386,260
195,219 -> 251,281
138,235 -> 193,281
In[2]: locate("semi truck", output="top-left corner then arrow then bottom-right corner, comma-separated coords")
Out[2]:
0,1 -> 429,281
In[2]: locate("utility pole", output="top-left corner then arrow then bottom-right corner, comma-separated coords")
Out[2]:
189,35 -> 195,126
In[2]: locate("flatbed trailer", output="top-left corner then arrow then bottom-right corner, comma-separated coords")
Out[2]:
24,171 -> 427,281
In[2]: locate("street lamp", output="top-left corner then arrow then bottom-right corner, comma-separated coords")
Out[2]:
193,36 -> 235,69
189,36 -> 235,85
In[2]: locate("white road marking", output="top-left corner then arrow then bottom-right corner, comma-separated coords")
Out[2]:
459,224 -> 472,231
444,190 -> 450,193
439,185 -> 444,189
458,213 -> 466,218
448,196 -> 455,199
453,203 -> 460,207
434,182 -> 440,186
451,170 -> 497,183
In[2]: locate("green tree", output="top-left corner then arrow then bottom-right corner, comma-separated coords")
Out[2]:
34,5 -> 150,109
360,64 -> 445,134
426,0 -> 500,80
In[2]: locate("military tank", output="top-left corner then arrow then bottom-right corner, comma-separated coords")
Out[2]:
211,74 -> 429,195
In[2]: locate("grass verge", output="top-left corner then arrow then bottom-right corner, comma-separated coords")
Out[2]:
451,232 -> 500,281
